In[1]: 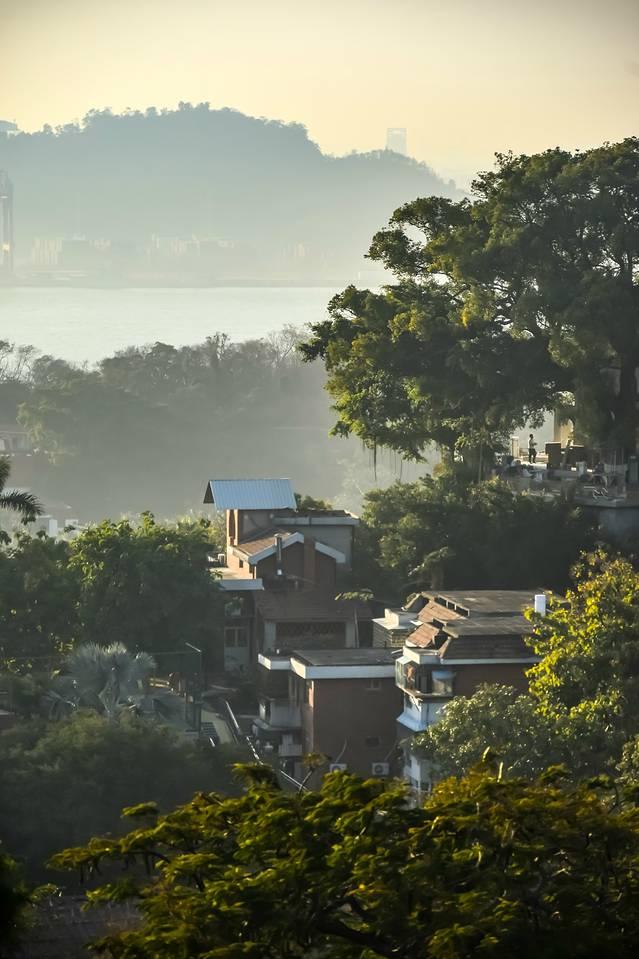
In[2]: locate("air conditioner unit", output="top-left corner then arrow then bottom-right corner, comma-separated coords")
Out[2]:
329,763 -> 348,773
371,762 -> 390,777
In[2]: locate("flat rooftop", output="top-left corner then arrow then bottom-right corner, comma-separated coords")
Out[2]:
443,615 -> 533,638
292,648 -> 396,667
431,590 -> 544,617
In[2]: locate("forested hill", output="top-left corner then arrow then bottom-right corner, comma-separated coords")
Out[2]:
0,104 -> 462,284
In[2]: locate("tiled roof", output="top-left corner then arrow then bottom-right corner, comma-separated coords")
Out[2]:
406,622 -> 442,648
235,529 -> 296,557
204,479 -> 296,510
440,634 -> 536,660
417,600 -> 461,625
254,589 -> 371,623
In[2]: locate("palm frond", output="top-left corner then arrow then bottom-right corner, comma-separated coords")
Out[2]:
0,489 -> 44,523
0,458 -> 11,491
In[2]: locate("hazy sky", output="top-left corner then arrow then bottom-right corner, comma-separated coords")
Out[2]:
2,0 -> 638,186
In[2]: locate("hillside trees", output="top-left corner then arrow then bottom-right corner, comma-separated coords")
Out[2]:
301,138 -> 639,458
52,764 -> 639,959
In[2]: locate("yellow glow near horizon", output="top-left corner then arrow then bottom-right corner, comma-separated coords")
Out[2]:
2,0 -> 638,186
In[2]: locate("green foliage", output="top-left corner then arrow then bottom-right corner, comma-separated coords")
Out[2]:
0,714 -> 244,881
0,456 -> 43,524
415,685 -> 555,781
302,138 -> 639,455
0,532 -> 79,670
355,475 -> 596,597
68,514 -> 224,662
0,844 -> 29,953
51,765 -> 639,958
0,516 -> 226,673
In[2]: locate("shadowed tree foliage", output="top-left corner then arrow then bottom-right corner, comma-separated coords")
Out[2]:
353,475 -> 597,598
51,764 -> 639,959
301,138 -> 639,458
0,844 -> 29,954
0,714 -> 246,882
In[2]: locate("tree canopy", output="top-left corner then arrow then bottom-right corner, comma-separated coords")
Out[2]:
301,138 -> 639,457
352,475 -> 597,598
51,763 -> 639,959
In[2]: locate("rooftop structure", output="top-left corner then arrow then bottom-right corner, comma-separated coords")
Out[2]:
204,478 -> 296,510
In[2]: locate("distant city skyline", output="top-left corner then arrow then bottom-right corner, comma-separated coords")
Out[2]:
3,0 -> 639,188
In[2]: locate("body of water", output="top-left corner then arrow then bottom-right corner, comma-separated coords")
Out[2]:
0,286 -> 338,363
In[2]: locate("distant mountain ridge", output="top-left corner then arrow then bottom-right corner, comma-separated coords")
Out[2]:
0,104 -> 463,285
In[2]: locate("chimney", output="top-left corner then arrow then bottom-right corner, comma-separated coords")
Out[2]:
534,594 -> 547,616
275,533 -> 284,576
303,536 -> 316,587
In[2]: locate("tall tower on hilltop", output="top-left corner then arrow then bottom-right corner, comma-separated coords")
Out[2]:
0,171 -> 14,277
386,127 -> 407,156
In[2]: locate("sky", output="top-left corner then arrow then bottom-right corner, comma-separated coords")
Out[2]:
2,0 -> 638,187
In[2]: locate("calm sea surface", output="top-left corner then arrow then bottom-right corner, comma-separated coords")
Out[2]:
0,286 -> 338,364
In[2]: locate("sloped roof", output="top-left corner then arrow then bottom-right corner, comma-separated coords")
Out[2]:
417,600 -> 461,625
235,529 -> 297,557
204,479 -> 296,510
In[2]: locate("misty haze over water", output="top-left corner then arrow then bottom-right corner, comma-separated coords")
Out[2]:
0,286 -> 338,364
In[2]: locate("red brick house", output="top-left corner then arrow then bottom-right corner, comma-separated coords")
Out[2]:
203,479 -> 370,675
254,648 -> 401,783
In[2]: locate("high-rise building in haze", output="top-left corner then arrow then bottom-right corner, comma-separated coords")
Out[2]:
386,127 -> 407,156
0,171 -> 14,277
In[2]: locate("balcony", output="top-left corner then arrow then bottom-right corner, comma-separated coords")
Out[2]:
395,653 -> 454,698
258,697 -> 301,729
397,693 -> 446,733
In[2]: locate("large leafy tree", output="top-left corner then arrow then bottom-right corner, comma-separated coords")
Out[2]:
0,532 -> 80,671
52,764 -> 639,959
69,514 -> 225,663
302,138 -> 639,457
354,475 -> 596,597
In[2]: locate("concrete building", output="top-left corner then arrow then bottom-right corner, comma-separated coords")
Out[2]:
255,648 -> 400,782
395,589 -> 545,793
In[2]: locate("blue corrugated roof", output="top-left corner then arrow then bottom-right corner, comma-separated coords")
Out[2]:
204,478 -> 296,510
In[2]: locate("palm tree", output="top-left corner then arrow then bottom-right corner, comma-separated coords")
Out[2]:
46,642 -> 157,720
0,457 -> 42,523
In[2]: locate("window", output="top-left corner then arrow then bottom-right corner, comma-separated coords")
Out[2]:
365,736 -> 381,747
224,626 -> 248,648
366,678 -> 382,691
239,560 -> 244,569
431,669 -> 455,696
